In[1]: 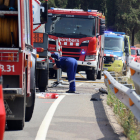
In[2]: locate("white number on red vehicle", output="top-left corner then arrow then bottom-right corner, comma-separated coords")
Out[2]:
0,65 -> 15,72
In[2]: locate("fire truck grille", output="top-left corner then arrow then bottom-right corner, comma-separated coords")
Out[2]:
62,48 -> 81,52
71,57 -> 79,60
62,47 -> 81,60
62,55 -> 80,60
104,56 -> 115,64
62,52 -> 80,60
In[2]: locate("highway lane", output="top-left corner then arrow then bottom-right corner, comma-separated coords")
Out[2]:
3,73 -> 121,140
4,98 -> 55,140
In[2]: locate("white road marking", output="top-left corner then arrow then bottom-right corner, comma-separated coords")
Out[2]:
35,95 -> 65,140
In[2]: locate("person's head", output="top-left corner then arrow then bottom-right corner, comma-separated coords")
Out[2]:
53,64 -> 59,70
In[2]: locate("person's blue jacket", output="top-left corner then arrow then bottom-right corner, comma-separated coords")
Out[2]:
51,53 -> 77,92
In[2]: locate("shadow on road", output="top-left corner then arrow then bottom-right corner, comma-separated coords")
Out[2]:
90,92 -> 120,140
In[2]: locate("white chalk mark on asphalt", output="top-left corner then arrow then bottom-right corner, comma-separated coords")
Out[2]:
35,95 -> 65,140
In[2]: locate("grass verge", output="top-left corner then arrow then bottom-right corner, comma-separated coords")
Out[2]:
107,87 -> 140,140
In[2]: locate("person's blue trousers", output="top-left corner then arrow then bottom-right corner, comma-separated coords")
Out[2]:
66,58 -> 77,91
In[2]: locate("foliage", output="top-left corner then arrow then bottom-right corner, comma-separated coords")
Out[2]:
54,0 -> 67,8
135,30 -> 140,43
115,0 -> 140,45
46,0 -> 140,45
106,0 -> 117,30
107,87 -> 140,140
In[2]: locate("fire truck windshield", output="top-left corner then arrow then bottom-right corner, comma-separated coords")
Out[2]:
45,16 -> 95,37
105,37 -> 123,51
131,49 -> 136,55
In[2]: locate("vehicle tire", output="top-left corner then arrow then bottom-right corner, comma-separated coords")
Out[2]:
97,70 -> 102,79
49,69 -> 55,78
38,69 -> 48,92
86,68 -> 97,80
25,89 -> 35,122
7,120 -> 24,130
25,66 -> 36,122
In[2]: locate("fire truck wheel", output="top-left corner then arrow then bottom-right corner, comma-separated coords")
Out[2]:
7,120 -> 24,130
86,69 -> 97,80
25,90 -> 35,122
38,69 -> 48,92
97,70 -> 102,79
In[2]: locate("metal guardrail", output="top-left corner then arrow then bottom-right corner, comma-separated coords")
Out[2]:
103,70 -> 140,122
129,60 -> 140,95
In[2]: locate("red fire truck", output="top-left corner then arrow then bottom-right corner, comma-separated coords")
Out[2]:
0,0 -> 47,130
46,8 -> 105,80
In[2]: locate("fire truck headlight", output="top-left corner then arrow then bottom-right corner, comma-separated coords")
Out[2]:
85,55 -> 96,60
81,51 -> 85,54
81,49 -> 85,54
115,57 -> 122,60
82,40 -> 90,43
48,38 -> 55,41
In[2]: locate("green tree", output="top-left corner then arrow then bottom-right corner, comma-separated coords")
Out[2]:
105,0 -> 140,45
114,0 -> 140,45
135,30 -> 140,44
80,0 -> 106,13
47,0 -> 140,45
67,0 -> 81,9
47,0 -> 67,8
66,0 -> 106,12
106,0 -> 117,31
48,0 -> 56,8
54,0 -> 68,8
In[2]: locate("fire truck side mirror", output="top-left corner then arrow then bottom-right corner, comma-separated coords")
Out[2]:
51,16 -> 57,21
100,19 -> 105,25
124,47 -> 129,53
96,34 -> 99,38
100,25 -> 105,35
137,50 -> 140,56
40,1 -> 48,24
124,37 -> 129,53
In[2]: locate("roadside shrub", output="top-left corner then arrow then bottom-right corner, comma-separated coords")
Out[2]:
107,87 -> 140,140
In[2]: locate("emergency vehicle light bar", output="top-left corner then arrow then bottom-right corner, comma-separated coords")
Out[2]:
50,7 -> 84,11
113,32 -> 125,35
88,9 -> 98,12
105,31 -> 125,35
104,31 -> 115,34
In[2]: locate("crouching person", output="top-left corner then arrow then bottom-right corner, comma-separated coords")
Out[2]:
51,53 -> 77,93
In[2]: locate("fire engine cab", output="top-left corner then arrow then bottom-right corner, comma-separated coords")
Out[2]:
46,8 -> 105,80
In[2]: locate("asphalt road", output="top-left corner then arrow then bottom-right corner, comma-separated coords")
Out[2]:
3,72 -> 121,140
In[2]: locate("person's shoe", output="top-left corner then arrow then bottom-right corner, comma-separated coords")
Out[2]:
66,90 -> 75,93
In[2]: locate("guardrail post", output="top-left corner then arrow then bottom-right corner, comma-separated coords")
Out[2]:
56,39 -> 61,85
